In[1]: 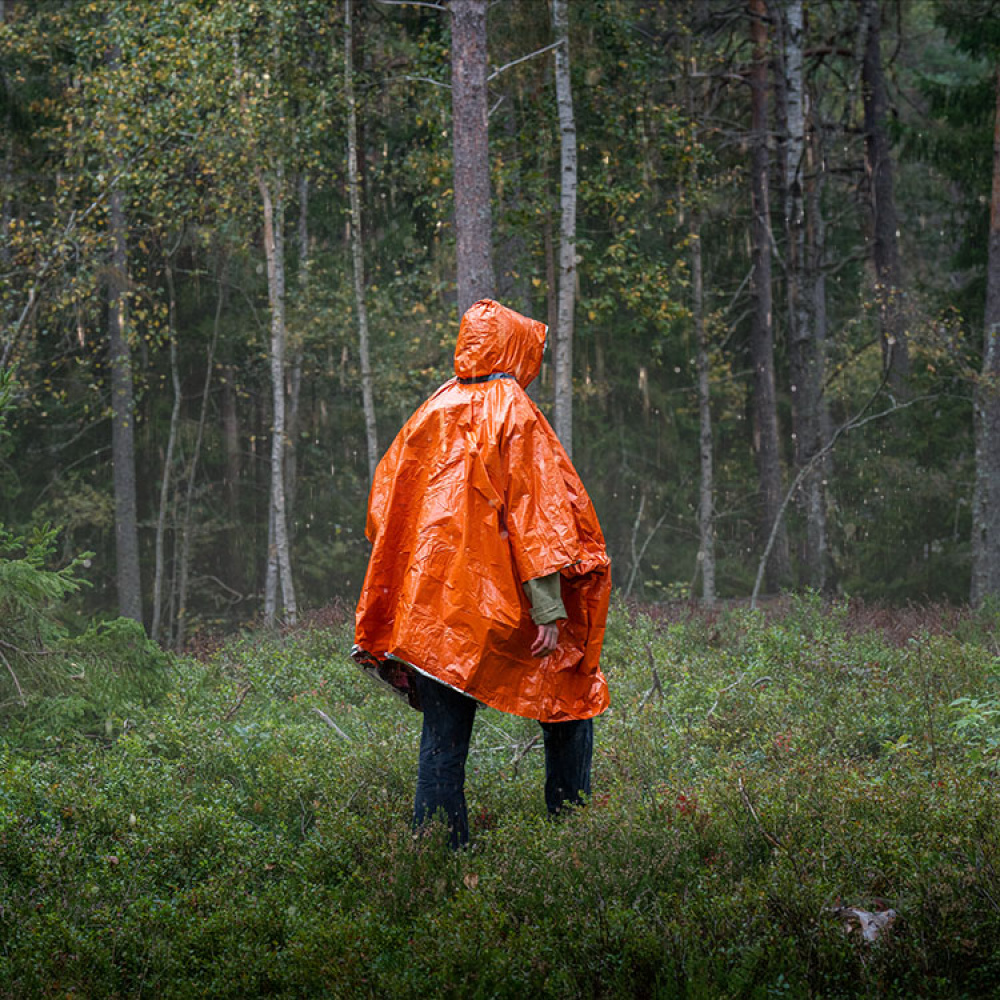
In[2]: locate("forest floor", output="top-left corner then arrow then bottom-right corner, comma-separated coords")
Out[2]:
2,596 -> 1000,998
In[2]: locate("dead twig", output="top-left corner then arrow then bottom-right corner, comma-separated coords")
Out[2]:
738,775 -> 803,880
0,647 -> 25,706
637,643 -> 664,710
221,682 -> 253,722
312,707 -> 351,742
510,734 -> 541,779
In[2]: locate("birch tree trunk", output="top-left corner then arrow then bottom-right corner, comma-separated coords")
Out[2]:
971,66 -> 1000,606
551,0 -> 577,458
450,0 -> 495,316
862,0 -> 909,390
346,0 -> 379,485
285,174 -> 307,520
749,0 -> 791,591
782,0 -> 826,589
259,167 -> 297,626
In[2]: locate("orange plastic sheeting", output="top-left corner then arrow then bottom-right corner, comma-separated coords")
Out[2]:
353,299 -> 610,723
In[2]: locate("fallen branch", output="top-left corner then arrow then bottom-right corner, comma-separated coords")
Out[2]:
312,707 -> 352,742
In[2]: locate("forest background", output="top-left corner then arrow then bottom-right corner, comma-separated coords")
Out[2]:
3,0 -> 1000,647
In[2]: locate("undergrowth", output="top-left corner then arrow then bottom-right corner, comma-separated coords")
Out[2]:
2,594 -> 1000,998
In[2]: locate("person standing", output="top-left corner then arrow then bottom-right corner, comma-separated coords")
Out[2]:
352,299 -> 610,846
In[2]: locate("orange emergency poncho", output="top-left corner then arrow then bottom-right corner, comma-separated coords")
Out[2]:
352,299 -> 610,723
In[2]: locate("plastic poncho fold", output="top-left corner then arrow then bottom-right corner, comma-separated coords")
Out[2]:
352,299 -> 610,723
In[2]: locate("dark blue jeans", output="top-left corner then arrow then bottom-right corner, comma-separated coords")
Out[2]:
413,671 -> 593,848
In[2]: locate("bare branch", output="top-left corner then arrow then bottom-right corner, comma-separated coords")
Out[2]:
373,0 -> 446,11
381,73 -> 450,90
487,39 -> 564,82
0,647 -> 26,707
750,387 -> 940,607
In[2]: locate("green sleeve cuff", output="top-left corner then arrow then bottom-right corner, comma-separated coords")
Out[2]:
523,572 -> 567,625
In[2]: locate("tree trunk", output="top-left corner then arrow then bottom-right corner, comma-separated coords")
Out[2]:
450,0 -> 495,316
781,0 -> 826,589
805,108 -> 831,591
693,217 -> 716,604
749,0 -> 790,591
108,182 -> 143,624
285,174 -> 307,521
862,0 -> 909,389
346,0 -> 380,485
151,261 -> 182,644
551,0 -> 577,457
222,364 -> 243,591
971,66 -> 1000,606
259,167 -> 297,625
174,265 -> 223,653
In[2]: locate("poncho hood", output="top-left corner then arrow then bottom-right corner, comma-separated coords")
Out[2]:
454,298 -> 547,388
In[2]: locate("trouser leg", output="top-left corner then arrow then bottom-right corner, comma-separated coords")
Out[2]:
413,672 -> 477,847
540,717 -> 593,815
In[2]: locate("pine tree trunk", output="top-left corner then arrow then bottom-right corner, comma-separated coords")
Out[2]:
450,0 -> 495,316
552,0 -> 576,458
971,66 -> 1000,606
862,0 -> 909,389
346,0 -> 379,485
749,0 -> 790,591
259,168 -> 297,625
108,183 -> 144,625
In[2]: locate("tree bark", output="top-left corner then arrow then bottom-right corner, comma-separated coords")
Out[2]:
222,364 -> 243,591
749,0 -> 791,591
107,182 -> 144,624
285,174 -> 307,521
971,66 -> 1000,606
861,0 -> 909,390
346,0 -> 380,485
781,0 -> 826,589
551,0 -> 577,457
450,0 -> 495,316
151,261 -> 182,644
259,167 -> 297,626
805,109 -> 831,591
693,217 -> 716,604
174,264 -> 223,653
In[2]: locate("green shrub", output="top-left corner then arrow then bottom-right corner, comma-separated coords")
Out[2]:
2,602 -> 1000,997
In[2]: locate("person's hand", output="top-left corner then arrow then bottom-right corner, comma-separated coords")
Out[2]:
531,622 -> 560,658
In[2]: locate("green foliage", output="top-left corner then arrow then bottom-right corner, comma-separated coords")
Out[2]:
0,523 -> 171,743
3,603 -> 1000,997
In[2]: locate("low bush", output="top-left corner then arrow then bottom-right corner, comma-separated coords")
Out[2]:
2,599 -> 999,997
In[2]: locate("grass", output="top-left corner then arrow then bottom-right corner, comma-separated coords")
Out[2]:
2,595 -> 1000,998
